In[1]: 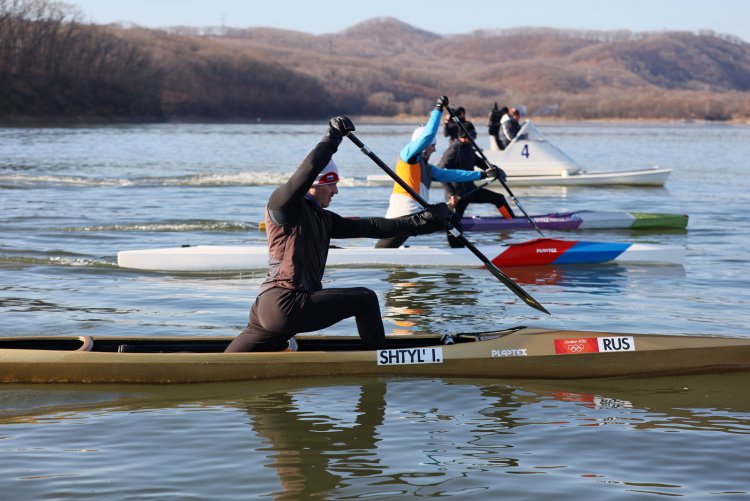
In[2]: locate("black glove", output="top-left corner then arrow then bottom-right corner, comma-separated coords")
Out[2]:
407,202 -> 454,235
435,96 -> 449,111
323,116 -> 355,147
424,202 -> 453,228
330,116 -> 355,135
488,164 -> 507,182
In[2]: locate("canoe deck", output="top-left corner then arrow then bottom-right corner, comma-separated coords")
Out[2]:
257,211 -> 689,232
463,211 -> 689,231
1,327 -> 749,384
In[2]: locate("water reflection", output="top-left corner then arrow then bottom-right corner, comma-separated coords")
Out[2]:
505,263 -> 684,288
382,270 -> 481,334
382,264 -> 684,294
380,265 -> 686,334
0,375 -> 748,498
248,380 -> 387,498
518,375 -> 750,434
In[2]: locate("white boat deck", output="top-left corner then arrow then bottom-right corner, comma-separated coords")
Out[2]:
366,121 -> 670,187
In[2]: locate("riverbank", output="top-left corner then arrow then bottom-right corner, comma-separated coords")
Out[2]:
2,114 -> 749,127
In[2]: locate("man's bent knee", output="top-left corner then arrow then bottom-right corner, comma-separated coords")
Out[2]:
351,287 -> 379,305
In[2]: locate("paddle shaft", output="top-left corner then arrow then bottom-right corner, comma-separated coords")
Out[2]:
454,176 -> 495,201
346,131 -> 549,315
445,105 -> 546,238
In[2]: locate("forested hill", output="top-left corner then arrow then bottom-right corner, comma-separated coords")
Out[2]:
2,1 -> 750,122
198,18 -> 750,120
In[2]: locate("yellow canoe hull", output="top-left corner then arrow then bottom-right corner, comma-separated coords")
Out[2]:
2,327 -> 749,384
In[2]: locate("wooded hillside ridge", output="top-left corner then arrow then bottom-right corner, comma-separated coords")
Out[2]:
2,0 -> 750,123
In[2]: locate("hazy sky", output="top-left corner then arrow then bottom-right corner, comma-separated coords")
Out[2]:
66,0 -> 750,42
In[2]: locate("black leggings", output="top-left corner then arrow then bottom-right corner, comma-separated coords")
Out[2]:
449,189 -> 515,247
225,286 -> 386,352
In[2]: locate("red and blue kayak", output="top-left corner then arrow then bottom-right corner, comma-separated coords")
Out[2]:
487,238 -> 683,267
117,238 -> 685,272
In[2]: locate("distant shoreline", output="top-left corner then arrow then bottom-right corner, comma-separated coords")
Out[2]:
356,114 -> 750,126
2,113 -> 749,127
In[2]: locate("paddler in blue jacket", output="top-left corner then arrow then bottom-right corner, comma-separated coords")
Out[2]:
225,117 -> 452,353
376,96 -> 496,248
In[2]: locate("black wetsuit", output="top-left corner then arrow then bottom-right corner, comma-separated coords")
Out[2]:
225,139 -> 440,352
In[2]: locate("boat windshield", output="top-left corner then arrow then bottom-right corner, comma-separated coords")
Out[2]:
514,121 -> 547,143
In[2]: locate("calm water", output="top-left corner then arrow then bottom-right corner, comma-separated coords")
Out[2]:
1,121 -> 749,498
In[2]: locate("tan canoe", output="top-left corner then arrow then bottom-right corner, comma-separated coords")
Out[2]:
1,326 -> 749,384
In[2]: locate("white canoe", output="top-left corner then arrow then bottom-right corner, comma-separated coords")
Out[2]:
117,238 -> 685,272
486,121 -> 671,183
485,121 -> 579,176
489,167 -> 672,187
366,167 -> 671,187
366,121 -> 671,187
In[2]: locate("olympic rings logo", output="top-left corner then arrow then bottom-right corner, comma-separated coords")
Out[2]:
567,343 -> 585,353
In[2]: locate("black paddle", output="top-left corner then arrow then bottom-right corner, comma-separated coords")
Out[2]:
445,105 -> 546,238
453,176 -> 497,202
345,131 -> 550,315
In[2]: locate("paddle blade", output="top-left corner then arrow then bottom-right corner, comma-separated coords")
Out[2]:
485,262 -> 550,315
456,232 -> 550,315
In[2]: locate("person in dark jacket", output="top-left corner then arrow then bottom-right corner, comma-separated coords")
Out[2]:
225,117 -> 451,353
487,104 -> 507,149
487,104 -> 522,150
500,108 -> 522,148
443,106 -> 465,142
440,121 -> 516,248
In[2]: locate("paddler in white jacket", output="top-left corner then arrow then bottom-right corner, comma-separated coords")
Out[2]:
376,96 -> 494,248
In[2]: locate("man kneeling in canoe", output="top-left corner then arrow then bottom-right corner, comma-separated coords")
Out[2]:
225,117 -> 451,352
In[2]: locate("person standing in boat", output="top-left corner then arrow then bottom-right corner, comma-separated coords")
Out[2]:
488,105 -> 522,150
439,121 -> 516,248
376,96 -> 493,248
500,108 -> 522,149
225,117 -> 452,353
488,104 -> 507,150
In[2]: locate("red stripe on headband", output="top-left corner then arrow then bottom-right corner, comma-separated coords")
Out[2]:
317,172 -> 339,184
